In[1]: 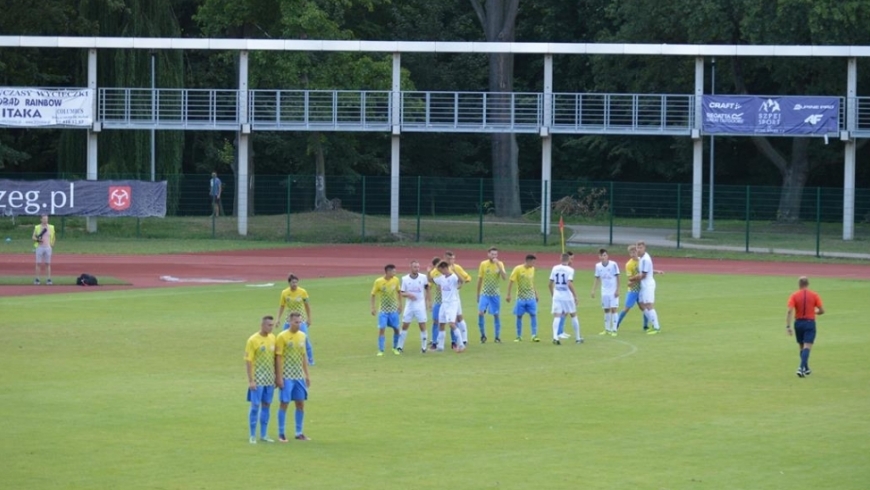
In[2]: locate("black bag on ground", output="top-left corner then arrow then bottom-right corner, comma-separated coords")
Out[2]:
76,274 -> 98,286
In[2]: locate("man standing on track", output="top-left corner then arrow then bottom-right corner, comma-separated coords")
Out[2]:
32,214 -> 56,285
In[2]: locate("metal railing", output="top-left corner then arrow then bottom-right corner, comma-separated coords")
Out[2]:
99,88 -> 240,129
95,89 -> 870,137
249,90 -> 391,131
401,92 -> 542,133
550,93 -> 693,135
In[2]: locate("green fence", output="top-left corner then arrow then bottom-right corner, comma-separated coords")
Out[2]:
1,173 -> 868,257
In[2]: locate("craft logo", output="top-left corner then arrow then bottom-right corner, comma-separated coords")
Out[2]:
108,186 -> 131,211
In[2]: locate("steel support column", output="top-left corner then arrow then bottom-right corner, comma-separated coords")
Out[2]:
86,48 -> 99,233
692,57 -> 704,239
390,53 -> 401,234
541,55 -> 553,236
237,51 -> 249,236
844,58 -> 857,240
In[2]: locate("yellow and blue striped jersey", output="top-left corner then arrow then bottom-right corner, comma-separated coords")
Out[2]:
452,263 -> 472,282
509,264 -> 536,300
478,260 -> 505,296
371,276 -> 401,313
429,269 -> 443,305
244,332 -> 276,386
279,287 -> 309,322
275,330 -> 307,380
625,258 -> 640,292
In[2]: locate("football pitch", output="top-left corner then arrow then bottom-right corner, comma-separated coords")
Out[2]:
1,271 -> 868,489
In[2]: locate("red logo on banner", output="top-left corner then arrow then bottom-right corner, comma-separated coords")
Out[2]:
108,186 -> 132,211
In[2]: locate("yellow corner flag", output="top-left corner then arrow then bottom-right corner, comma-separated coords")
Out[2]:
559,215 -> 565,254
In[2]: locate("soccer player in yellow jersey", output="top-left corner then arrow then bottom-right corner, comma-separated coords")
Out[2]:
277,274 -> 315,365
371,264 -> 403,356
477,247 -> 508,343
275,312 -> 312,442
32,214 -> 56,285
244,315 -> 277,444
506,254 -> 539,342
444,251 -> 472,347
427,256 -> 443,350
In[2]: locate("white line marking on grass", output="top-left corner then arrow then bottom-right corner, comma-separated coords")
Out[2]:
160,275 -> 245,284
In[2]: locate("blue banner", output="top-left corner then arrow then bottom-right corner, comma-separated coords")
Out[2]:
0,180 -> 166,217
702,96 -> 839,136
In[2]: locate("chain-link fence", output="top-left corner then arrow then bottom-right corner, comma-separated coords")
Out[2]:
1,173 -> 868,256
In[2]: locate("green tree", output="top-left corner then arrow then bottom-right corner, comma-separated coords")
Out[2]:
469,0 -> 522,217
601,0 -> 870,222
196,0 -> 405,211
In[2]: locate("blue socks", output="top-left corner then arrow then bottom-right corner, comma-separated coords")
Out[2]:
800,348 -> 811,370
392,330 -> 399,349
558,316 -> 565,336
248,404 -> 259,438
494,316 -> 501,339
530,315 -> 537,336
259,406 -> 270,438
616,310 -> 627,327
378,335 -> 385,353
516,316 -> 523,337
278,408 -> 287,436
478,316 -> 486,337
295,408 -> 304,436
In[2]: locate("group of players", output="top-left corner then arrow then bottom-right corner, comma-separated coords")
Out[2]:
243,241 -> 662,444
367,241 -> 663,356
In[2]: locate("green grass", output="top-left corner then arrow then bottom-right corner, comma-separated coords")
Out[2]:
1,272 -> 868,489
0,275 -> 129,286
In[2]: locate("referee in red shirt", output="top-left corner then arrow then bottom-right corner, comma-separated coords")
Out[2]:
786,276 -> 825,378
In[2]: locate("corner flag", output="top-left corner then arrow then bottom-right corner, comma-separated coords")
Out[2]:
559,215 -> 565,253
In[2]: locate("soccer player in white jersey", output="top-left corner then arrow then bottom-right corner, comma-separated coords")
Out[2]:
591,248 -> 620,336
431,261 -> 467,352
549,253 -> 582,345
398,260 -> 431,354
633,241 -> 662,334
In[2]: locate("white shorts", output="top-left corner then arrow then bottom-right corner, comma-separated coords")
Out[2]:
551,298 -> 576,315
402,306 -> 427,324
639,283 -> 656,304
35,247 -> 52,264
439,302 -> 460,324
600,294 -> 620,310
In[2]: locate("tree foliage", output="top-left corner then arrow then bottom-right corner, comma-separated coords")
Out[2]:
1,0 -> 869,216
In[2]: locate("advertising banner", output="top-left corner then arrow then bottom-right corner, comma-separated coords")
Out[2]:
0,88 -> 93,127
702,95 -> 839,136
0,180 -> 166,217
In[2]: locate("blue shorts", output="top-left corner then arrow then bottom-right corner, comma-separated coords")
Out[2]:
378,312 -> 400,329
247,385 -> 275,405
513,299 -> 537,316
478,295 -> 501,315
794,319 -> 817,344
284,321 -> 309,332
432,303 -> 441,324
625,291 -> 640,310
279,379 -> 308,403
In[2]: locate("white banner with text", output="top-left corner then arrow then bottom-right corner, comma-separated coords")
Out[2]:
0,88 -> 93,127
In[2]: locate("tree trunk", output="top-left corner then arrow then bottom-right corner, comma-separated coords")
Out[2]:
472,0 -> 522,217
312,132 -> 333,211
776,138 -> 810,222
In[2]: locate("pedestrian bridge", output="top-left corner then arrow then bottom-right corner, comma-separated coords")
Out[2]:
97,88 -> 696,135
